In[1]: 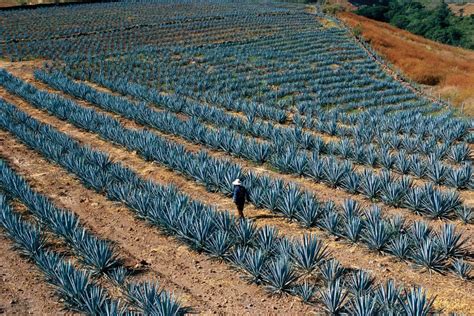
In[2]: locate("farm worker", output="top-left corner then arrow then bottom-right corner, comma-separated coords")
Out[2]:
232,179 -> 249,219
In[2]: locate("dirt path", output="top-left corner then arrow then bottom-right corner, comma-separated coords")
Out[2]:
1,81 -> 473,314
0,235 -> 67,315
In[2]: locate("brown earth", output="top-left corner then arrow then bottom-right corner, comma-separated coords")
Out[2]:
0,61 -> 473,314
338,11 -> 474,116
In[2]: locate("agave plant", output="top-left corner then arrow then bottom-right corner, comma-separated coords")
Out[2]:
399,287 -> 435,316
387,235 -> 411,260
422,188 -> 462,219
411,238 -> 446,272
292,281 -> 317,303
277,184 -> 302,220
381,181 -> 407,208
319,259 -> 345,284
322,157 -> 351,188
241,249 -> 267,284
403,188 -> 425,214
295,193 -> 321,228
205,230 -> 233,258
349,294 -> 378,316
320,210 -> 341,235
363,220 -> 390,252
449,143 -> 471,163
375,279 -> 403,315
255,225 -> 278,256
455,206 -> 473,224
291,235 -> 328,274
347,270 -> 374,296
319,279 -> 348,314
232,218 -> 257,247
263,256 -> 298,294
359,170 -> 381,201
451,258 -> 472,280
436,224 -> 466,258
341,172 -> 360,194
344,216 -> 364,243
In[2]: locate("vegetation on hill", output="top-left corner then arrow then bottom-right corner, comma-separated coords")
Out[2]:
339,11 -> 474,115
354,0 -> 474,49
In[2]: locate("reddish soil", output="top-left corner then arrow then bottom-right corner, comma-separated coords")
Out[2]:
0,61 -> 473,314
338,11 -> 474,116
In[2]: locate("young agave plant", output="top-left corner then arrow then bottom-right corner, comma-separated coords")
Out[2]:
349,294 -> 378,316
375,279 -> 403,315
451,258 -> 472,280
291,234 -> 328,274
319,259 -> 345,284
232,218 -> 257,247
241,248 -> 268,284
449,143 -> 471,163
436,223 -> 466,258
205,230 -> 233,259
344,216 -> 364,243
292,281 -> 317,303
359,170 -> 381,201
319,279 -> 348,315
347,270 -> 374,296
341,172 -> 360,194
411,238 -> 446,273
399,287 -> 435,316
363,220 -> 390,252
255,225 -> 279,256
295,193 -> 321,228
455,206 -> 473,224
387,235 -> 411,260
263,256 -> 298,294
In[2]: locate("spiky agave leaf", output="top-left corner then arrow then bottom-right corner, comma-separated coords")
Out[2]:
349,293 -> 378,316
436,223 -> 466,258
291,234 -> 328,274
375,279 -> 403,315
399,287 -> 435,316
319,279 -> 348,314
263,256 -> 298,294
205,230 -> 233,259
347,270 -> 374,296
455,206 -> 473,224
292,281 -> 316,303
451,259 -> 472,280
387,235 -> 411,260
411,238 -> 446,273
319,259 -> 345,285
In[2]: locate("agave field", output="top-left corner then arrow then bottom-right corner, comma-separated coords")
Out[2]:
0,0 -> 473,315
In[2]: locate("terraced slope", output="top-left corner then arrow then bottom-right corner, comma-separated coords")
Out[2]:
0,1 -> 472,314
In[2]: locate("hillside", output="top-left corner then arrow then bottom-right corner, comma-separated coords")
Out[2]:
338,11 -> 474,116
0,1 -> 473,315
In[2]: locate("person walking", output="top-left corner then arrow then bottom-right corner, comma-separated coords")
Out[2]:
232,179 -> 249,219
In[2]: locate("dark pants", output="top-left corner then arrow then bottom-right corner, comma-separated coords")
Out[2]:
236,203 -> 245,218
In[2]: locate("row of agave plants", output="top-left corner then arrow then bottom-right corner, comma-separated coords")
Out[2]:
0,160 -> 185,315
0,70 -> 470,277
51,65 -> 472,188
70,39 -> 471,145
0,96 -> 442,315
0,195 -> 128,315
30,69 -> 472,222
0,1 -> 310,61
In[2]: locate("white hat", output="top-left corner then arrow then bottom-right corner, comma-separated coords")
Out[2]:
232,179 -> 242,186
